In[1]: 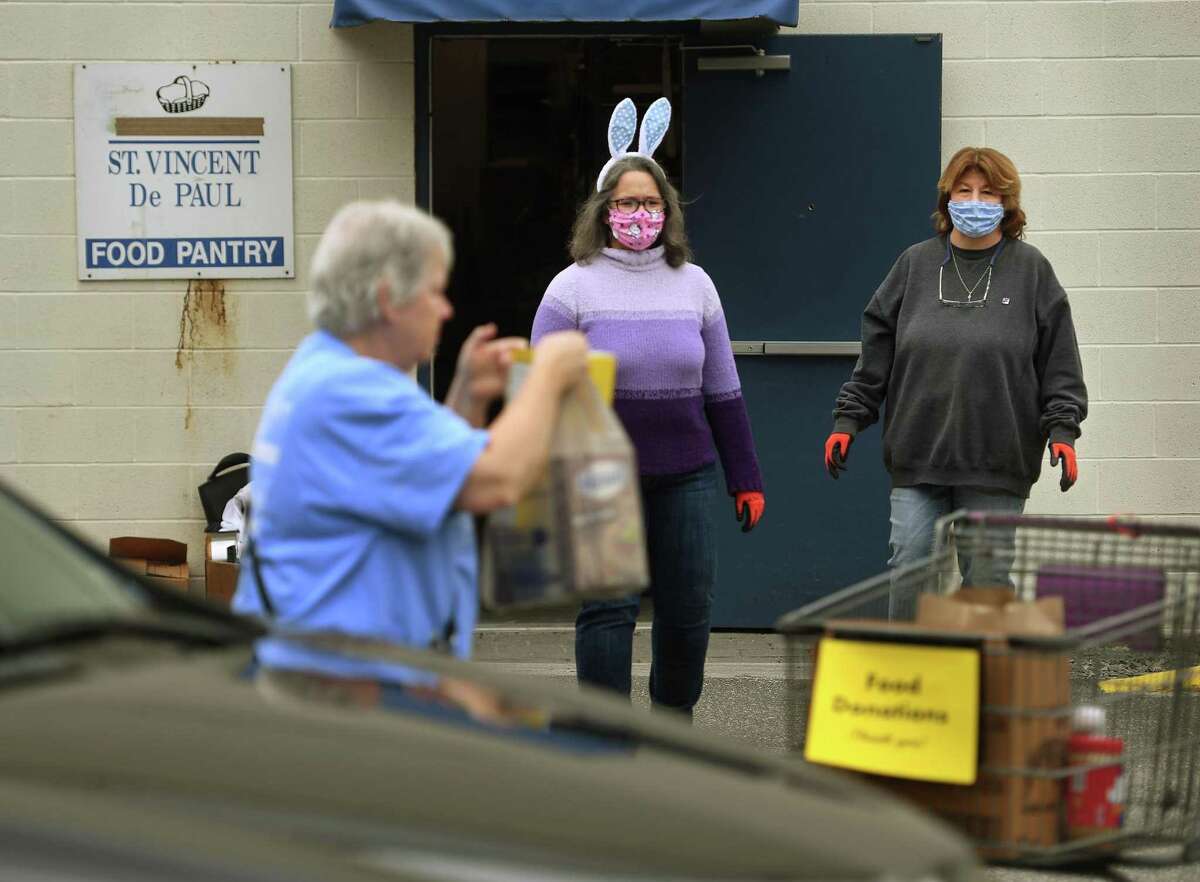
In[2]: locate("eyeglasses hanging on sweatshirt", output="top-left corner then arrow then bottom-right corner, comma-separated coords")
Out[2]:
938,236 -> 1008,308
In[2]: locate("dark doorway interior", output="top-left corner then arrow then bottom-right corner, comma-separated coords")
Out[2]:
428,36 -> 683,400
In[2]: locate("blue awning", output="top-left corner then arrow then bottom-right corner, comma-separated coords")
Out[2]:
331,0 -> 798,28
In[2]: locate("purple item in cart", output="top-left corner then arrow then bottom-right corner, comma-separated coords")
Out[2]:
1036,565 -> 1165,651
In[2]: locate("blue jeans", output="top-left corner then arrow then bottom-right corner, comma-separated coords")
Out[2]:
574,462 -> 718,717
889,484 -> 1025,587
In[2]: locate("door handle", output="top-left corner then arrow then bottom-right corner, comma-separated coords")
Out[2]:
731,341 -> 862,357
696,55 -> 791,73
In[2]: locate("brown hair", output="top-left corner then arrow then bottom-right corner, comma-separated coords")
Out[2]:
569,155 -> 692,268
932,147 -> 1027,240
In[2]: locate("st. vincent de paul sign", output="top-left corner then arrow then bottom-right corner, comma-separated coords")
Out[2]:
74,63 -> 293,280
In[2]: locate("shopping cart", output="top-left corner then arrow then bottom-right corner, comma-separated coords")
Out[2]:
777,512 -> 1200,869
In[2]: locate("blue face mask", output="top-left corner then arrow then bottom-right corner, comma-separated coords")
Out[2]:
948,199 -> 1004,238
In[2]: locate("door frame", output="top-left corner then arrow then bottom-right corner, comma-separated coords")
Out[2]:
412,22 -> 705,393
414,22 -> 706,212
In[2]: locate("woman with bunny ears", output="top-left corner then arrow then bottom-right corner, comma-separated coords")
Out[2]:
531,98 -> 764,718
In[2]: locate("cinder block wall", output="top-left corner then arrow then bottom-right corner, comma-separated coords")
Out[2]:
790,1 -> 1200,523
1,3 -> 1197,591
0,6 -> 416,587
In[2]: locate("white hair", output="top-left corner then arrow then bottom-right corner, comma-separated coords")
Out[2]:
307,201 -> 454,337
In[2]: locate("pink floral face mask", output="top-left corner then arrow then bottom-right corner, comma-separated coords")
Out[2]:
608,207 -> 664,251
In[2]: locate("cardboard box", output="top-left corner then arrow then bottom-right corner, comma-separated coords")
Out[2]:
866,651 -> 1070,859
109,536 -> 189,592
204,531 -> 240,605
820,590 -> 1071,860
871,771 -> 1063,860
205,560 -> 240,605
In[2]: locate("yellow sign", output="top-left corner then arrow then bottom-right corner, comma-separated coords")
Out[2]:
510,348 -> 617,406
805,637 -> 981,785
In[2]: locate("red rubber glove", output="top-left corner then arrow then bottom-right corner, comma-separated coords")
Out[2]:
824,432 -> 852,479
735,491 -> 764,533
1049,442 -> 1078,492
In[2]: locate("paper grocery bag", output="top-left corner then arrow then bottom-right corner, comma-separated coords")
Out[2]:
549,380 -> 648,595
481,367 -> 649,610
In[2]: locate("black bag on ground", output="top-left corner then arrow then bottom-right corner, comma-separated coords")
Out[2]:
198,452 -> 251,532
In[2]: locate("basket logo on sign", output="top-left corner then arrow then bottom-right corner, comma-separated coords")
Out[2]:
77,63 -> 292,280
156,75 -> 210,114
575,461 -> 628,501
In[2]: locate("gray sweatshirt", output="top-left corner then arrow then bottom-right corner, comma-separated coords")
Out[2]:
833,236 -> 1088,497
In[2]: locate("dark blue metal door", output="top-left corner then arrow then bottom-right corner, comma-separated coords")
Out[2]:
683,34 -> 942,627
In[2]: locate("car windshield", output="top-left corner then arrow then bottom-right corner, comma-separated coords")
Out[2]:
0,486 -> 146,645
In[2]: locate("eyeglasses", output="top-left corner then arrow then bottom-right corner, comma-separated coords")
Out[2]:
938,236 -> 1007,308
938,263 -> 991,307
609,197 -> 665,214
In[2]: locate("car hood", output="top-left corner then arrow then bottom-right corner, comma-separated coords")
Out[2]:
0,633 -> 976,882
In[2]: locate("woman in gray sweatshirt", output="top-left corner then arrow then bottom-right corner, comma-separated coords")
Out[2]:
824,147 -> 1087,583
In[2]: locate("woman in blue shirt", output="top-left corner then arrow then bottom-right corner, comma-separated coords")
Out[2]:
234,201 -> 587,677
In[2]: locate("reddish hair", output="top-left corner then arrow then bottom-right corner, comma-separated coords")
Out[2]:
932,147 -> 1027,240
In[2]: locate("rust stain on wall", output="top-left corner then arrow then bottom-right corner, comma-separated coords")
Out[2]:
176,278 -> 229,368
175,279 -> 230,430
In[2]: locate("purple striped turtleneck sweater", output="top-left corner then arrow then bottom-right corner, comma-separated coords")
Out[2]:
531,246 -> 762,494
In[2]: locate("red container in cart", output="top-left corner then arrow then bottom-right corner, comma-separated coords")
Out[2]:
1067,706 -> 1125,838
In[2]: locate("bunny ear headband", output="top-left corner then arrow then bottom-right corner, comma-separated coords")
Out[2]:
596,97 -> 672,192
